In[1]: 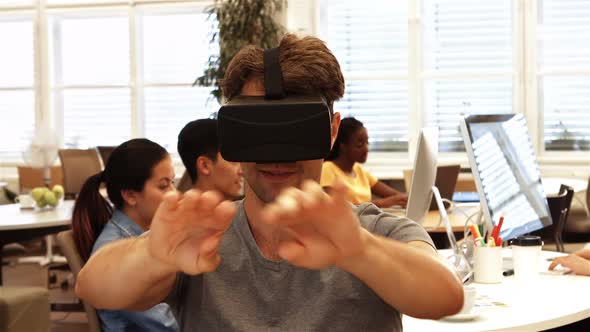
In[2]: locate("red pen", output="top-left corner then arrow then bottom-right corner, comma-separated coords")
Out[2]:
495,236 -> 502,247
492,216 -> 504,239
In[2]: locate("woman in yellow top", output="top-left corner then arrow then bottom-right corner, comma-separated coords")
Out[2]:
321,117 -> 408,207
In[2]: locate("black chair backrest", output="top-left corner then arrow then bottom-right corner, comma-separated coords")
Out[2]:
546,184 -> 574,252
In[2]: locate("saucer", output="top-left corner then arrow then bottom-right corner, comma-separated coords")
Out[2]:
441,309 -> 480,322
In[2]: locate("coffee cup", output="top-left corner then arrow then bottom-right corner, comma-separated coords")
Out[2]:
510,235 -> 543,280
15,194 -> 35,209
458,286 -> 477,314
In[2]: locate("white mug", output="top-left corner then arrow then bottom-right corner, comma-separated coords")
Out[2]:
15,194 -> 35,209
458,286 -> 477,314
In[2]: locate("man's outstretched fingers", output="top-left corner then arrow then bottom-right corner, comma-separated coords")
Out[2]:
159,191 -> 181,213
301,180 -> 328,208
200,234 -> 223,254
198,252 -> 221,273
278,241 -> 306,263
196,190 -> 226,212
330,179 -> 349,203
213,200 -> 237,229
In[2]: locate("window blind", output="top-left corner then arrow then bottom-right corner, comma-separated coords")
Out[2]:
539,0 -> 590,151
542,77 -> 590,151
322,0 -> 409,151
0,1 -> 33,7
0,19 -> 35,162
50,15 -> 131,148
422,0 -> 514,152
54,16 -> 129,86
144,86 -> 218,152
61,88 -> 131,148
142,12 -> 218,152
424,79 -> 513,152
47,0 -> 124,5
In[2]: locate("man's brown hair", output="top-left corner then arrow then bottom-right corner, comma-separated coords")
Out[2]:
220,34 -> 345,108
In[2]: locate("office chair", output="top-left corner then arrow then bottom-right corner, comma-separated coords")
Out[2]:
56,230 -> 102,332
563,177 -> 590,243
58,149 -> 102,199
17,166 -> 63,193
544,185 -> 574,252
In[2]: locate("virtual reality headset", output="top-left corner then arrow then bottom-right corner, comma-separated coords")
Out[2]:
218,48 -> 333,163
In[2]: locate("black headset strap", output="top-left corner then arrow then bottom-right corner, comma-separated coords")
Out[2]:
263,47 -> 285,99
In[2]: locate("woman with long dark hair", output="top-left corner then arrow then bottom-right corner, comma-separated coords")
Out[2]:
321,117 -> 408,207
72,138 -> 178,331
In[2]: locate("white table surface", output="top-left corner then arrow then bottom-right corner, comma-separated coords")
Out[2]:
0,200 -> 74,231
404,250 -> 590,331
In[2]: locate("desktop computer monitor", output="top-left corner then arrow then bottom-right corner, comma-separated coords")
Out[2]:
461,114 -> 552,240
406,127 -> 439,224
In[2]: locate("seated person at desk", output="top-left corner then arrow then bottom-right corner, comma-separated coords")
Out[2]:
321,117 -> 408,207
549,247 -> 590,276
72,138 -> 178,331
177,118 -> 243,200
75,34 -> 463,331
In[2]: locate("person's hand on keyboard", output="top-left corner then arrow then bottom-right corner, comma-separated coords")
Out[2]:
548,249 -> 590,276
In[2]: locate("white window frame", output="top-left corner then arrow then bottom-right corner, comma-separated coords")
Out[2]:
0,0 -> 212,169
310,0 -> 590,178
2,0 -> 588,179
523,0 -> 590,171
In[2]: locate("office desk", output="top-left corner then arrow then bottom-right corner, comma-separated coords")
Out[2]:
385,204 -> 480,234
423,204 -> 481,233
0,200 -> 73,285
404,250 -> 590,331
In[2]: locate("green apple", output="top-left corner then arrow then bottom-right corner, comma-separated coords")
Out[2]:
36,196 -> 48,208
52,185 -> 64,200
31,187 -> 48,202
43,191 -> 58,207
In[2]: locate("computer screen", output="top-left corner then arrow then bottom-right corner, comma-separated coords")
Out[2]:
461,114 -> 552,240
406,127 -> 439,224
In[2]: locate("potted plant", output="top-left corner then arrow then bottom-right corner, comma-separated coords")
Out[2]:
194,0 -> 285,103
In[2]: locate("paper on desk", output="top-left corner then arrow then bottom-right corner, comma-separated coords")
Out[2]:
475,295 -> 509,311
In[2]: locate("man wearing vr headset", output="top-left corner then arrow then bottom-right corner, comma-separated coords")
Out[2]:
77,34 -> 463,331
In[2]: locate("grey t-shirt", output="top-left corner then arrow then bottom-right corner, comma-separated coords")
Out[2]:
166,201 -> 434,332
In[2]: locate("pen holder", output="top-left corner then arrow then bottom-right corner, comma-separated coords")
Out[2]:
473,246 -> 502,284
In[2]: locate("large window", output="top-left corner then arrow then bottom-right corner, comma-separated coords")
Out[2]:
0,15 -> 35,161
0,0 -> 217,163
422,0 -> 514,152
320,0 -> 590,157
51,15 -> 132,148
538,0 -> 590,151
141,11 -> 219,151
321,0 -> 409,152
